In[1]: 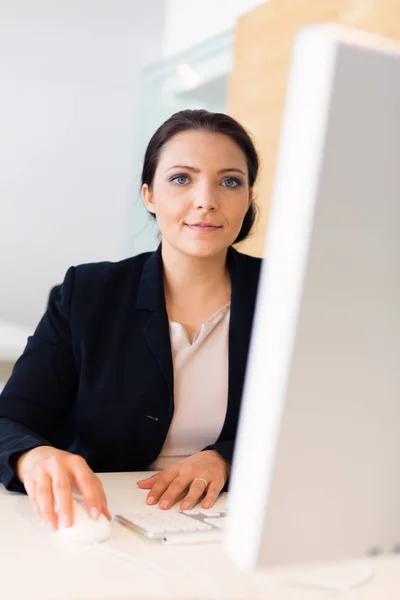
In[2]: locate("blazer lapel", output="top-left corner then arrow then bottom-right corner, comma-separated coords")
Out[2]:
135,246 -> 174,397
134,245 -> 259,437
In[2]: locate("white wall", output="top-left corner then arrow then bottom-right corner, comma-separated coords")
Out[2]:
162,0 -> 268,58
0,1 -> 165,330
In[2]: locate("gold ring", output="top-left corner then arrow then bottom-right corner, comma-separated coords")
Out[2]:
193,477 -> 208,491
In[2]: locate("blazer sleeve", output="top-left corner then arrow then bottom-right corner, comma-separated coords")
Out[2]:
203,440 -> 233,465
202,440 -> 234,491
0,267 -> 78,492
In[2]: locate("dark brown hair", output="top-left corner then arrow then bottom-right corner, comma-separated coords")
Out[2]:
141,109 -> 259,244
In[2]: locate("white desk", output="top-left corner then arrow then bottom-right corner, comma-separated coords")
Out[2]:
1,472 -> 399,600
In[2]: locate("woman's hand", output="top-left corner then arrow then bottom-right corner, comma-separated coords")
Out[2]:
17,446 -> 111,531
137,450 -> 230,511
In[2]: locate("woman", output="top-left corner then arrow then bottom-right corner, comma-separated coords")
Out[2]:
0,109 -> 262,532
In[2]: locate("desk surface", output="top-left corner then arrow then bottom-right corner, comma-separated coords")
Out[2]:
1,472 -> 399,600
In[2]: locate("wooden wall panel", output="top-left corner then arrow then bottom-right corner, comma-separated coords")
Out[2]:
0,363 -> 13,383
229,0 -> 400,257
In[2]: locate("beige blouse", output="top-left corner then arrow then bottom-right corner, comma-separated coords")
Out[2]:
150,303 -> 231,471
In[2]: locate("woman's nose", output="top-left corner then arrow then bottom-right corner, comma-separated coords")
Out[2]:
193,185 -> 218,210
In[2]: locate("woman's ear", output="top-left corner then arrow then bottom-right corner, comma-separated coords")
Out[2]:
141,183 -> 156,214
248,187 -> 253,209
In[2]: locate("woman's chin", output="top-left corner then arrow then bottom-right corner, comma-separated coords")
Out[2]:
180,240 -> 228,259
163,231 -> 236,259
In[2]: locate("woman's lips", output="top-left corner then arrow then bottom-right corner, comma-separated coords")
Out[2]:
186,224 -> 222,232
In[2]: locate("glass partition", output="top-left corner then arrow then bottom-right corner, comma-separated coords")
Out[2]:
126,29 -> 233,256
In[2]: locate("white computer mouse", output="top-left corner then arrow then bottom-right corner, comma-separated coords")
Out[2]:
56,499 -> 112,543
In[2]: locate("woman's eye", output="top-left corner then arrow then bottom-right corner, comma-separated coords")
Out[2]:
222,177 -> 242,188
171,174 -> 189,185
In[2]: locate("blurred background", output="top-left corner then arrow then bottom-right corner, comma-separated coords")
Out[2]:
0,0 -> 398,380
0,0 -> 265,333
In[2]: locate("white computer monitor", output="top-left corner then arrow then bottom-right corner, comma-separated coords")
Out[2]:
225,23 -> 400,573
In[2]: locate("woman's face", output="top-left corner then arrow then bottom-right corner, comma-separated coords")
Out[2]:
142,130 -> 252,259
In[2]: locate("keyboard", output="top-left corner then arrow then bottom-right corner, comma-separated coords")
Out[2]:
114,508 -> 227,544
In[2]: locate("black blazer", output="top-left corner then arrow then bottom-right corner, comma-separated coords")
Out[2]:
0,246 -> 262,492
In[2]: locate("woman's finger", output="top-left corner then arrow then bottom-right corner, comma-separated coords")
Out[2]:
145,472 -> 176,506
158,476 -> 191,510
24,478 -> 41,522
35,470 -> 57,531
102,502 -> 112,521
51,466 -> 73,527
71,457 -> 103,519
136,473 -> 160,488
179,478 -> 209,511
200,481 -> 223,509
94,476 -> 112,520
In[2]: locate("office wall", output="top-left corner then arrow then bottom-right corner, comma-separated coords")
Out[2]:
0,1 -> 165,330
162,0 -> 267,58
229,0 -> 400,257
